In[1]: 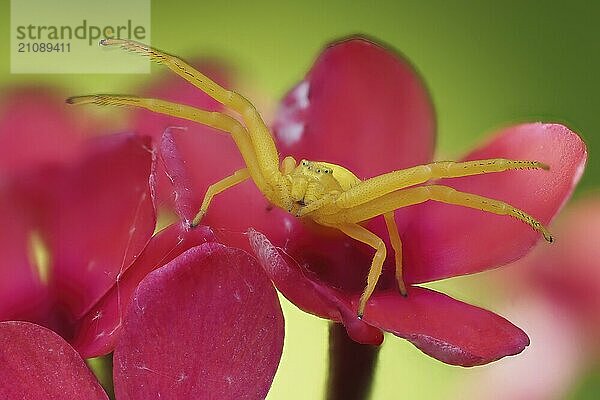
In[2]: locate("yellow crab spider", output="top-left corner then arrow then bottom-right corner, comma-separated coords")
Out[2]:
68,39 -> 553,318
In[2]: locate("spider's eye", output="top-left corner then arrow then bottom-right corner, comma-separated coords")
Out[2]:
301,160 -> 308,166
316,168 -> 321,173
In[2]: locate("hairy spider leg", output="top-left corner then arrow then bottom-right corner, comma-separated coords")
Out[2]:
335,159 -> 549,209
99,39 -> 291,209
334,223 -> 387,318
66,95 -> 266,222
325,184 -> 552,317
294,191 -> 340,217
331,184 -> 553,242
383,212 -> 406,296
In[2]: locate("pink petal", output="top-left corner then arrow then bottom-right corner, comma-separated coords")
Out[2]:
0,321 -> 108,400
34,133 -> 157,318
403,123 -> 587,283
362,287 -> 530,366
159,127 -> 200,222
249,229 -> 383,345
130,60 -> 243,210
273,37 -> 435,178
0,86 -> 91,174
113,243 -> 284,400
72,222 -> 215,358
248,228 -> 528,364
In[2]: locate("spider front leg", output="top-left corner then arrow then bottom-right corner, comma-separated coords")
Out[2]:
295,191 -> 340,217
336,159 -> 549,209
67,94 -> 291,219
99,39 -> 285,194
67,95 -> 267,187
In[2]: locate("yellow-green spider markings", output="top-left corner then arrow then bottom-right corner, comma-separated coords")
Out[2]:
68,39 -> 553,318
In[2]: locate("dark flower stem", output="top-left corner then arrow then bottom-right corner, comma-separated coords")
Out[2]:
326,323 -> 380,400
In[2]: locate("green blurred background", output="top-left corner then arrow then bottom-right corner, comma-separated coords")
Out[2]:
1,1 -> 598,399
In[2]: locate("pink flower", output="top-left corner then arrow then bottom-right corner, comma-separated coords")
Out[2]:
0,241 -> 283,400
142,37 -> 586,366
0,87 -> 284,397
263,38 -> 587,366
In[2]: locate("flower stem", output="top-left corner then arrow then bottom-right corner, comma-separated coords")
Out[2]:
326,323 -> 380,400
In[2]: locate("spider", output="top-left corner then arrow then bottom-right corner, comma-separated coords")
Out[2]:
68,39 -> 553,318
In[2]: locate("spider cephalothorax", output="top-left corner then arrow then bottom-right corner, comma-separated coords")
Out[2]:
283,158 -> 351,212
69,40 -> 553,318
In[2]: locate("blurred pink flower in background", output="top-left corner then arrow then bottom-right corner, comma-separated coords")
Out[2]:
0,88 -> 158,342
0,87 -> 91,173
524,196 -> 600,343
461,195 -> 600,399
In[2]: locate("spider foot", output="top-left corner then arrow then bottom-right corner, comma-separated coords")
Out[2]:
191,210 -> 206,227
357,298 -> 367,320
395,268 -> 408,297
397,280 -> 408,297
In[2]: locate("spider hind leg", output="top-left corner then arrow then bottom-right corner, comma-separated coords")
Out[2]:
335,184 -> 554,242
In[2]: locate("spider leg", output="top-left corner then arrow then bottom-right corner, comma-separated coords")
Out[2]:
295,191 -> 340,217
334,223 -> 387,318
329,184 -> 553,242
67,95 -> 273,196
192,168 -> 250,226
99,39 -> 284,192
383,212 -> 407,296
336,159 -> 549,209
